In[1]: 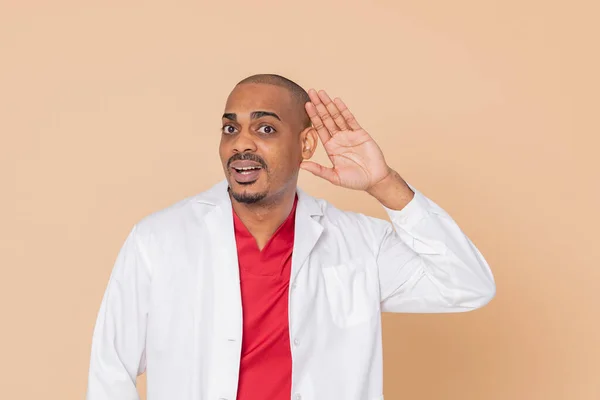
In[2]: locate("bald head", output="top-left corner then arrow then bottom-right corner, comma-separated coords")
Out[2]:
235,74 -> 311,129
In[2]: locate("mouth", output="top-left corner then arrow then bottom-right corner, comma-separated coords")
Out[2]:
230,165 -> 263,184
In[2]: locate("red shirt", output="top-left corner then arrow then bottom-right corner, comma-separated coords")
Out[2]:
233,196 -> 298,400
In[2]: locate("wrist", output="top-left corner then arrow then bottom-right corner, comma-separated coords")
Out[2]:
367,168 -> 415,210
366,166 -> 396,197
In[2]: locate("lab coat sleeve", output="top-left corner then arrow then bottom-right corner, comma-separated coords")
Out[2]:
376,184 -> 496,313
86,225 -> 151,399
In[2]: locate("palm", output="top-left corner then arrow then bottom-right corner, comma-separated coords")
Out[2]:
302,89 -> 390,190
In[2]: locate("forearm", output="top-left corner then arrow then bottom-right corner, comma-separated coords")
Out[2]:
375,180 -> 496,312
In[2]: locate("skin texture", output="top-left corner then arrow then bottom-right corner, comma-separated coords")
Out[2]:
219,78 -> 414,249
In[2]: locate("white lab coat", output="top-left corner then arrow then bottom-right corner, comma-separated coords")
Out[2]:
86,179 -> 495,400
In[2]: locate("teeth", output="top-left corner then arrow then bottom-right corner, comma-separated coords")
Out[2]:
235,166 -> 260,171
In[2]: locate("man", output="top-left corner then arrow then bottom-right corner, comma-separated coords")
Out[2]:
86,74 -> 495,400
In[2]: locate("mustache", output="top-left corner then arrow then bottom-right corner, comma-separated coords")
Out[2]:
227,152 -> 268,170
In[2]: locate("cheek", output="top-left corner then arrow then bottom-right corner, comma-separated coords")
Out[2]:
218,142 -> 230,163
268,149 -> 301,175
257,140 -> 301,174
283,144 -> 303,166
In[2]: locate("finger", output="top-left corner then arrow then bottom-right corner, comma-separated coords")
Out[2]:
305,102 -> 331,145
317,90 -> 349,131
333,98 -> 362,131
300,161 -> 340,185
308,89 -> 340,134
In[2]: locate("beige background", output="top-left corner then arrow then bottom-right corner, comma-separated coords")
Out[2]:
1,1 -> 598,399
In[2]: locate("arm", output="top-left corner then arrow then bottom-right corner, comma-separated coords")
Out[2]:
301,89 -> 495,313
86,225 -> 150,399
368,170 -> 495,312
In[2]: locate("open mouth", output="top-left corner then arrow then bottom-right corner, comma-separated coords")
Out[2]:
233,165 -> 261,173
230,165 -> 263,183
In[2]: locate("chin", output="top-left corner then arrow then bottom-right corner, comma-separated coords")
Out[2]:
228,180 -> 269,204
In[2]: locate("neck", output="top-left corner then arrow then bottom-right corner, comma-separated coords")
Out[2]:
230,185 -> 297,249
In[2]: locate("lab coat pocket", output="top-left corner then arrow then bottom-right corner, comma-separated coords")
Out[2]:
321,258 -> 379,328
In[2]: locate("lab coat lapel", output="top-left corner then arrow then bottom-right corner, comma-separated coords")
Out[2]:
197,181 -> 243,342
291,187 -> 324,285
194,180 -> 324,326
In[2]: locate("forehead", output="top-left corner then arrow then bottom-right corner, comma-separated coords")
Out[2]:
224,83 -> 295,119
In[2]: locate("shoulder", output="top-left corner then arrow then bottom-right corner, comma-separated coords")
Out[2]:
132,180 -> 227,241
303,190 -> 392,246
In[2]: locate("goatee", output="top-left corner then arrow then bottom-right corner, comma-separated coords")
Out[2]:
228,186 -> 268,204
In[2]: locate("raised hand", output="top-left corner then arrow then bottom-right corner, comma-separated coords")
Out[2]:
301,89 -> 391,191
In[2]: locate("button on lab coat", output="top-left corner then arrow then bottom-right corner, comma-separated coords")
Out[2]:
86,180 -> 496,400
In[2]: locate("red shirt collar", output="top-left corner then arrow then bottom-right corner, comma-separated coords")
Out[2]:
233,195 -> 298,251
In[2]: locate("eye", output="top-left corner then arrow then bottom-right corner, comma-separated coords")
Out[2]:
257,125 -> 276,134
222,125 -> 237,135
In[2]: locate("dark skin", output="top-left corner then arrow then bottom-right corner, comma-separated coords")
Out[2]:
220,83 -> 415,250
219,83 -> 317,249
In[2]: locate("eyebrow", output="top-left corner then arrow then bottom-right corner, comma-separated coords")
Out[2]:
222,111 -> 281,122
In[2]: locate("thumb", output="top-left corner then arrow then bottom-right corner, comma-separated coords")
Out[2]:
300,161 -> 339,185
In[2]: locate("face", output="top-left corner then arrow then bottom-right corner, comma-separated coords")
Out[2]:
219,83 -> 315,204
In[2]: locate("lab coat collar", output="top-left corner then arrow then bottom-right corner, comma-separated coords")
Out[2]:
196,179 -> 324,218
196,179 -> 324,285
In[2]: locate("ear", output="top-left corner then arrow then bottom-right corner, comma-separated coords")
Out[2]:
300,126 -> 318,160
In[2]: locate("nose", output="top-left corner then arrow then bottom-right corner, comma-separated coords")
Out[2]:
232,129 -> 258,153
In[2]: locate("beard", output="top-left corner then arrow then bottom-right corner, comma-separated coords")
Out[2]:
228,185 -> 268,204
